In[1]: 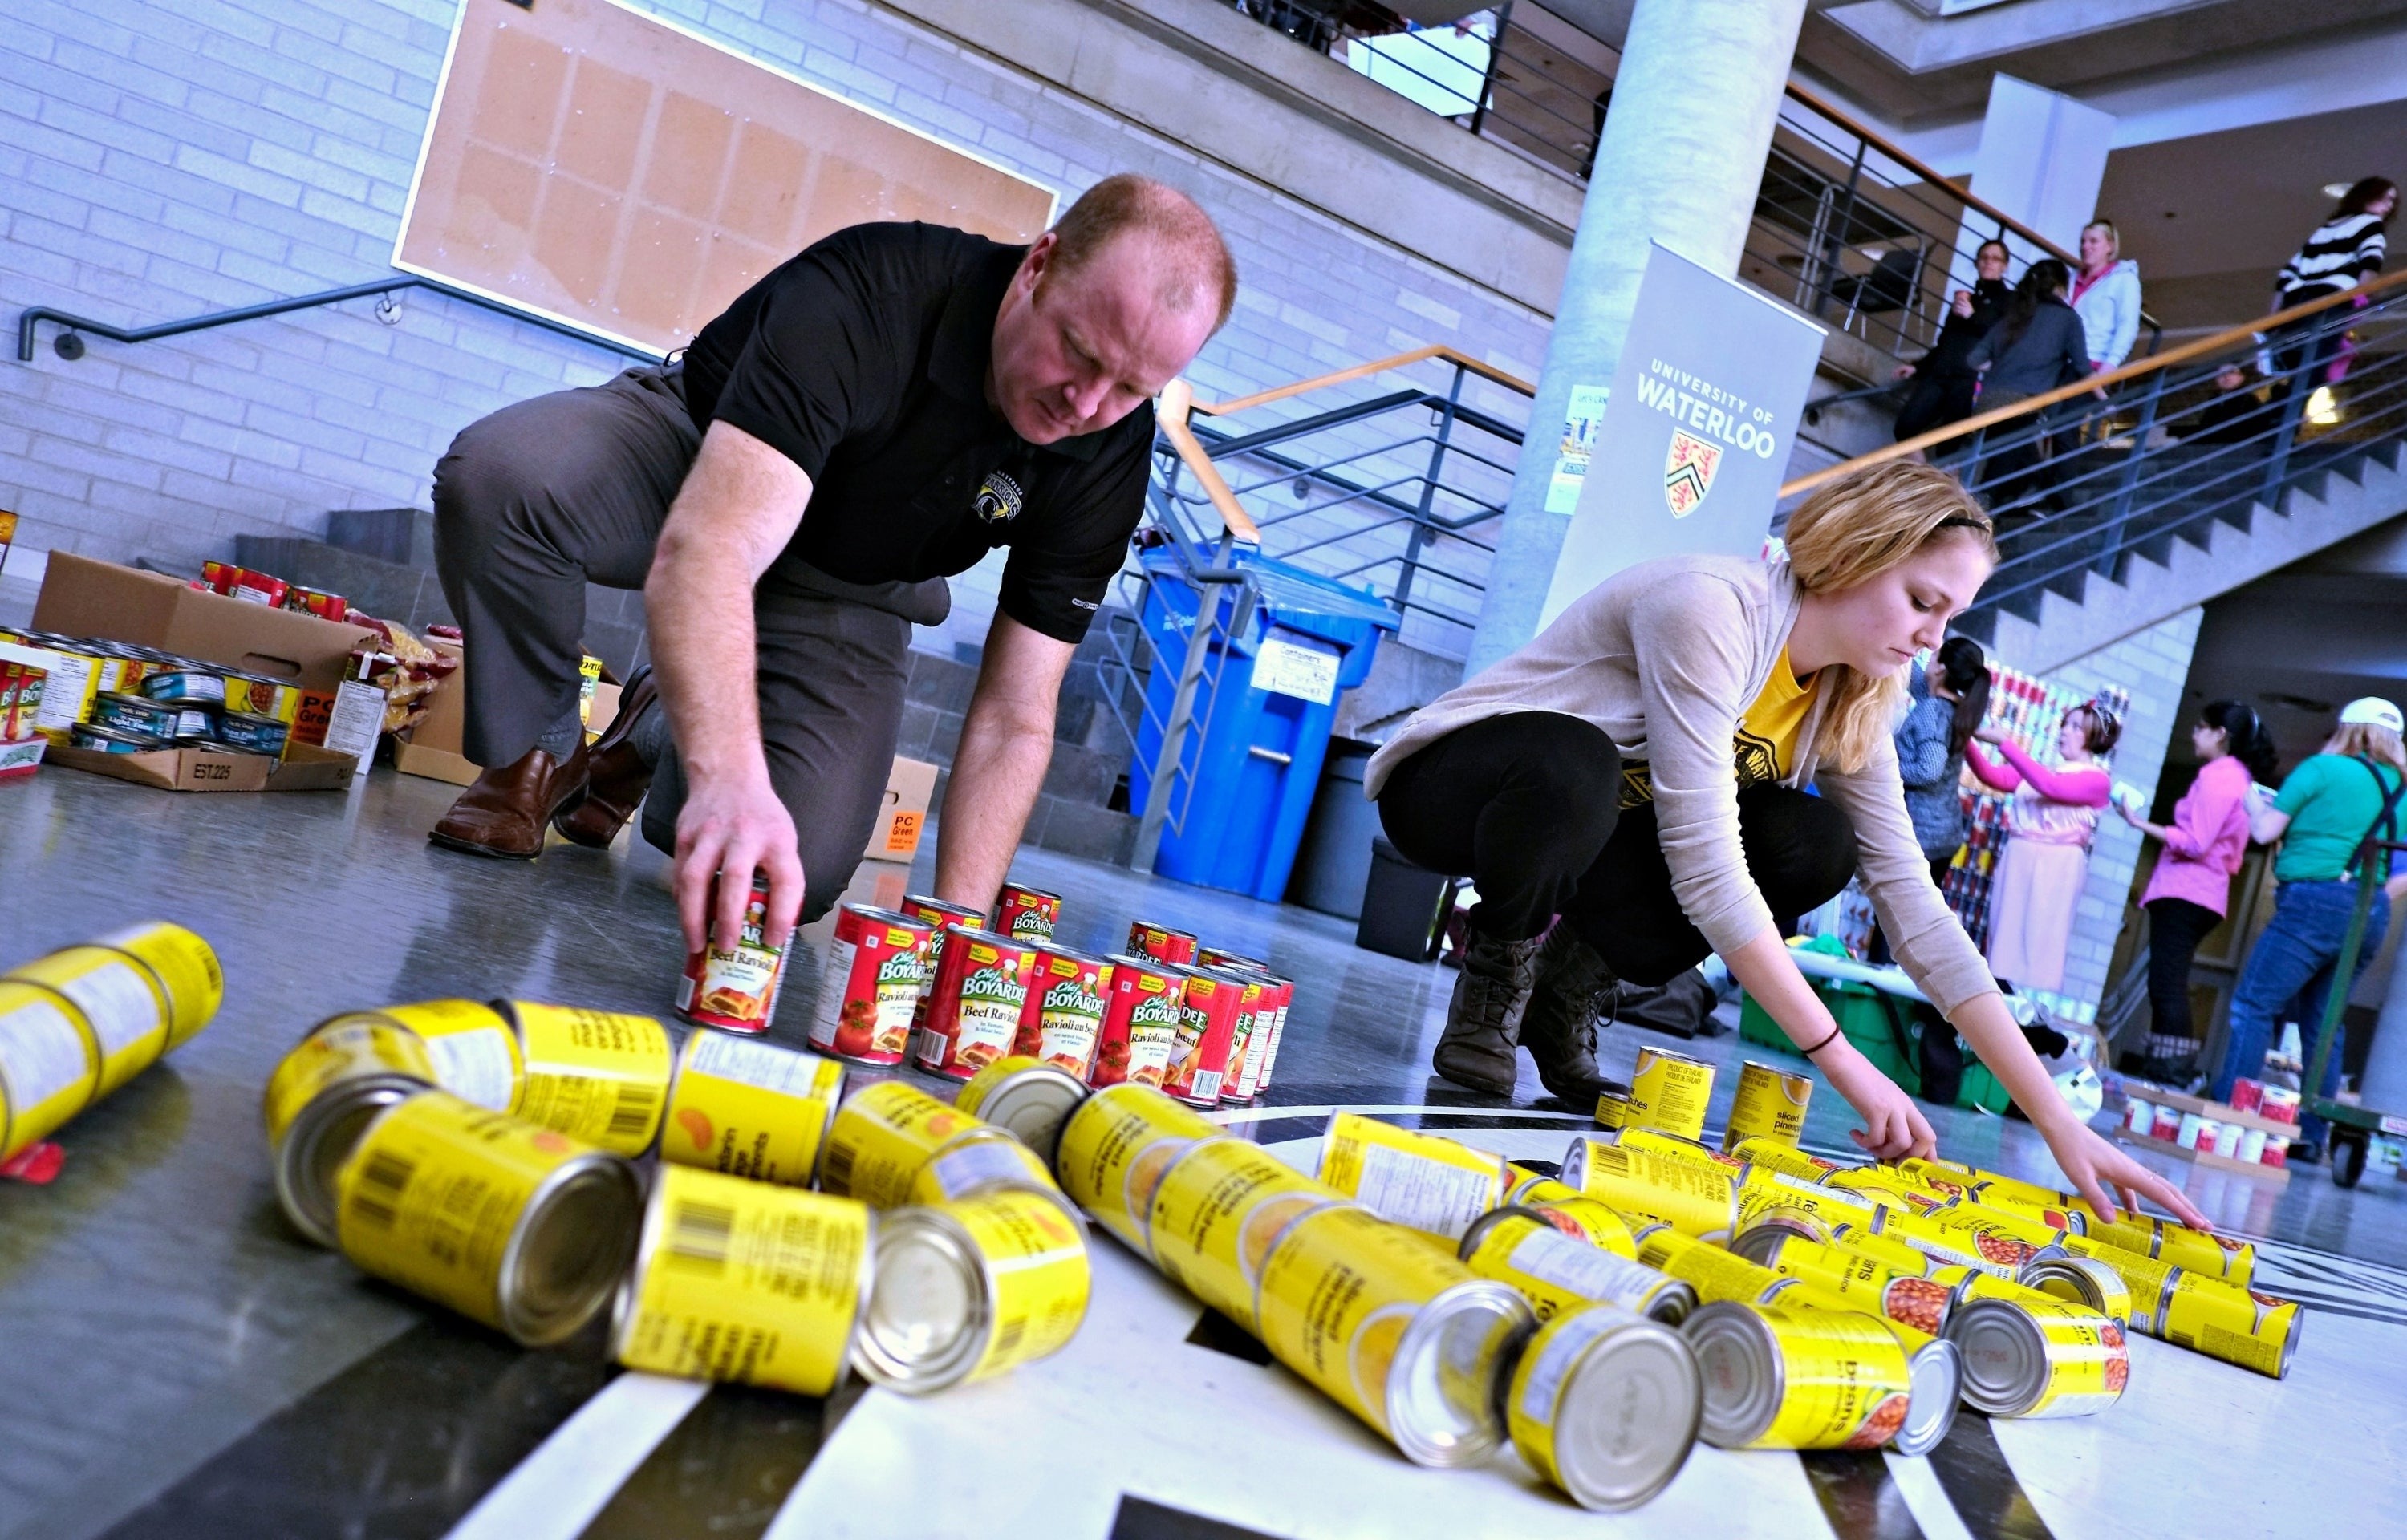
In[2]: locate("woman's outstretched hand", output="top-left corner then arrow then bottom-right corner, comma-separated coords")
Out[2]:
1818,1041 -> 1938,1159
2038,1116 -> 2213,1230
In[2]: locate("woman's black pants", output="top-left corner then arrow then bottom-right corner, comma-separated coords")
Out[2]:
2143,896 -> 2220,1048
1375,712 -> 1859,986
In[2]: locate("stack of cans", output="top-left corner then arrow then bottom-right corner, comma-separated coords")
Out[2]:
0,627 -> 303,758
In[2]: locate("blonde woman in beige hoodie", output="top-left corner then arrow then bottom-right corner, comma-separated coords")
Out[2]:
1370,460 -> 2206,1228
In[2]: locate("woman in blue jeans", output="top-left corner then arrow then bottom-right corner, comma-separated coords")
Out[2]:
2217,698 -> 2407,1158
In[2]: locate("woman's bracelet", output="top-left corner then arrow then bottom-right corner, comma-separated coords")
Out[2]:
1801,1023 -> 1845,1057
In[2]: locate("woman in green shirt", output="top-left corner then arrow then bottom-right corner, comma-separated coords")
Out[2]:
2214,698 -> 2407,1157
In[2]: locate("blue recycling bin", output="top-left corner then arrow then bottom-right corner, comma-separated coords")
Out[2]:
1129,547 -> 1398,902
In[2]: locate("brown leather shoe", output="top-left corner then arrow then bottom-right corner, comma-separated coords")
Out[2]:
428,740 -> 591,860
554,667 -> 657,849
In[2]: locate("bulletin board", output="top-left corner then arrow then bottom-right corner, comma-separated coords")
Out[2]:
394,0 -> 1059,356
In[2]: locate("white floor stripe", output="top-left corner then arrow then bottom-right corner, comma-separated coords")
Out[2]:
440,1372 -> 709,1540
1884,1449 -> 1979,1540
1209,1102 -> 1594,1125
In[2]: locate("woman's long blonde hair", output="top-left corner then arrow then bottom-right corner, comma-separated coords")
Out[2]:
1783,460 -> 1996,773
2326,722 -> 2407,772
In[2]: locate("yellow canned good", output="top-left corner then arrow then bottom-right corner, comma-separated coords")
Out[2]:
1634,1226 -> 1780,1303
1737,1171 -> 1887,1235
1593,1089 -> 1637,1130
1723,1061 -> 1811,1152
94,922 -> 221,1047
1317,1112 -> 1508,1241
334,1092 -> 641,1346
822,1078 -> 988,1206
2019,1252 -> 2134,1327
658,1030 -> 843,1185
1756,1234 -> 1958,1337
907,1127 -> 1064,1209
1821,1167 -> 1950,1216
225,674 -> 302,726
1460,1208 -> 1694,1324
1727,1137 -> 1846,1184
1948,1294 -> 2129,1417
1506,1302 -> 1703,1514
1629,1046 -> 1714,1141
0,980 -> 103,1161
508,1003 -> 670,1156
1053,1082 -> 1220,1255
1825,1221 -> 1949,1279
1525,1195 -> 1642,1258
2156,1273 -> 2299,1379
264,1017 -> 443,1248
1685,1300 -> 1914,1450
5,946 -> 169,1098
1504,1163 -> 1582,1207
1148,1137 -> 1346,1333
854,1188 -> 1090,1392
1615,1127 -> 1746,1170
2067,1206 -> 2254,1287
1256,1205 -> 1532,1467
262,1017 -> 440,1149
1867,1210 -> 2044,1279
614,1164 -> 872,1395
1561,1137 -> 1739,1238
382,999 -> 525,1112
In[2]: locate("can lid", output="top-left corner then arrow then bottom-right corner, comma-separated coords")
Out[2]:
903,894 -> 988,920
965,1064 -> 1089,1170
1456,1204 -> 1551,1263
1548,1315 -> 1704,1511
278,1078 -> 424,1248
1891,1338 -> 1961,1457
850,906 -> 935,933
1385,1281 -> 1530,1468
1103,953 -> 1189,980
1946,1298 -> 2040,1416
1726,1223 -> 1793,1267
499,1154 -> 643,1348
1684,1300 -> 1783,1448
854,1206 -> 988,1392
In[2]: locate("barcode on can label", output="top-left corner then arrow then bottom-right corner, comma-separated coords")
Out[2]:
823,1138 -> 856,1194
1192,1069 -> 1223,1101
0,995 -> 91,1113
422,1028 -> 518,1112
688,1032 -> 832,1096
54,962 -> 162,1056
609,1081 -> 660,1140
348,1149 -> 417,1230
666,1198 -> 735,1277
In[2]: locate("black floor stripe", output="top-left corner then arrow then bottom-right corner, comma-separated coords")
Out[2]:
1925,1412 -> 2056,1540
99,1315 -> 615,1540
574,1378 -> 863,1540
1111,1493 -> 1292,1539
1800,1451 -> 1927,1540
1185,1307 -> 1275,1365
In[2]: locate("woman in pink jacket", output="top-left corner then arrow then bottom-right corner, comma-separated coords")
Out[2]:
1967,703 -> 2121,993
2116,702 -> 2279,1086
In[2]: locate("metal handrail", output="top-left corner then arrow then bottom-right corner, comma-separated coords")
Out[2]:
15,275 -> 665,364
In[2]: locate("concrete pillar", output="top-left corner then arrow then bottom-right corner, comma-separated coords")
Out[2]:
2364,937 -> 2407,1108
1465,0 -> 1808,678
1950,74 -> 2115,290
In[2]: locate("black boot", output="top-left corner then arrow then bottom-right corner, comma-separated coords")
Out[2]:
1431,929 -> 1545,1096
1520,924 -> 1625,1106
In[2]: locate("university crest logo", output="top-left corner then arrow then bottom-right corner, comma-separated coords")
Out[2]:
973,468 -> 1025,524
1663,430 -> 1722,517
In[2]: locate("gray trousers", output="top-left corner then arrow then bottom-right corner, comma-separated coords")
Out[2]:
431,365 -> 950,920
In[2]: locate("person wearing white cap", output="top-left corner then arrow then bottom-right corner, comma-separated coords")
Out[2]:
2217,696 -> 2407,1157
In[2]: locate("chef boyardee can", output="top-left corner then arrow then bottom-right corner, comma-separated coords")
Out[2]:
992,881 -> 1062,942
1008,944 -> 1111,1080
1255,1204 -> 1534,1468
955,1054 -> 1090,1170
1090,954 -> 1185,1090
1148,1136 -> 1346,1334
1683,1300 -> 1914,1449
913,926 -> 1033,1080
5,946 -> 172,1099
1127,920 -> 1199,966
1220,969 -> 1293,1103
679,873 -> 787,1034
901,894 -> 989,1042
1629,1045 -> 1714,1141
1459,1207 -> 1697,1325
335,1092 -> 641,1348
1163,967 -> 1248,1108
1053,1081 -> 1220,1255
1317,1112 -> 1508,1242
1560,1137 -> 1740,1238
2155,1272 -> 2301,1379
1507,1302 -> 1703,1513
613,1163 -> 872,1395
506,1003 -> 671,1157
95,923 -> 217,1047
0,981 -> 103,1163
1947,1294 -> 2129,1416
379,999 -> 525,1112
854,1188 -> 1090,1392
1723,1062 -> 1812,1152
263,1016 -> 441,1246
658,1030 -> 844,1186
802,905 -> 932,1064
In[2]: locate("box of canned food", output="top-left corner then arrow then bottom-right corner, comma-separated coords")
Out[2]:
47,736 -> 358,792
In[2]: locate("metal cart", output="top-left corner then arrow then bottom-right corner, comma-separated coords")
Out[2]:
2304,837 -> 2407,1187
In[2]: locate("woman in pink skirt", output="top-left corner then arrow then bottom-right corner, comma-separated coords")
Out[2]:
1967,703 -> 2121,992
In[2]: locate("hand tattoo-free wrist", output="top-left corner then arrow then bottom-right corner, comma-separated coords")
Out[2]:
1801,1023 -> 1844,1057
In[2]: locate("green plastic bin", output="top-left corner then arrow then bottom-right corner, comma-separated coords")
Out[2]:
1738,975 -> 2010,1113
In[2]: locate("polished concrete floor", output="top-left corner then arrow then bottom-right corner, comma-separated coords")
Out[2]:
2,763 -> 2403,1540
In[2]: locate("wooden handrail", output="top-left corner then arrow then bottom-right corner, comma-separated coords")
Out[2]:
1195,344 -> 1535,417
1156,378 -> 1260,544
1779,266 -> 2407,499
1781,80 -> 2078,270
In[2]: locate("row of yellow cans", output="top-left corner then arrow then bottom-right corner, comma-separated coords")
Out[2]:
1597,1052 -> 1813,1156
0,923 -> 221,1163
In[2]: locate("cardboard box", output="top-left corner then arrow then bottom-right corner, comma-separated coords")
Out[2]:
47,739 -> 356,793
879,756 -> 938,861
392,637 -> 477,784
32,553 -> 375,739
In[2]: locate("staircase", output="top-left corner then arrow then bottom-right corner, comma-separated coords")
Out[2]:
1780,270 -> 2407,674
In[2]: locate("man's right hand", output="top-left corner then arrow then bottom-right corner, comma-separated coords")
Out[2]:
673,767 -> 806,954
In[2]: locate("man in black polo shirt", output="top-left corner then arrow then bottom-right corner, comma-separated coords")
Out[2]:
428,175 -> 1234,954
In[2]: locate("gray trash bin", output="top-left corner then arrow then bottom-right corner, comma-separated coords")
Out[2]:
1286,738 -> 1378,920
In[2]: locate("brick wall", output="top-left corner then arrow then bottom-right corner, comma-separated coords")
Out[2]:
0,0 -> 1549,654
2043,604 -> 2206,1022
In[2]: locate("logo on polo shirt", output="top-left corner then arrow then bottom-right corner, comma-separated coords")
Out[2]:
972,468 -> 1025,524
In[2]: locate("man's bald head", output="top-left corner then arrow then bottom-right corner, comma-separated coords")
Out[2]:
988,175 -> 1236,444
